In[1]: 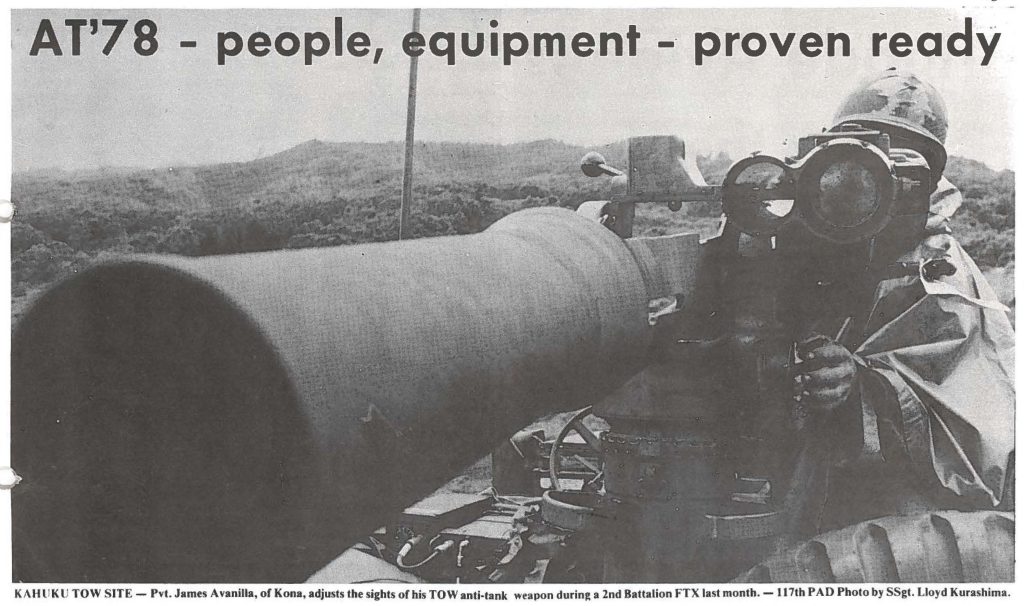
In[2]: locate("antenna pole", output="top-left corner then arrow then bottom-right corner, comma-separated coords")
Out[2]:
398,8 -> 421,240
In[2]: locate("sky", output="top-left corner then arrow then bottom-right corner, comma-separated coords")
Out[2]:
10,7 -> 1017,172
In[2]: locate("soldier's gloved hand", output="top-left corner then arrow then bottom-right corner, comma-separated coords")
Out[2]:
795,334 -> 858,413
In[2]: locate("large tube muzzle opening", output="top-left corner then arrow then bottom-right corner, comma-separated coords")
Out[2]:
13,264 -> 322,582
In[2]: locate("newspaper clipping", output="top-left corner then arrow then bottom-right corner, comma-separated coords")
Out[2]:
1,1 -> 1018,604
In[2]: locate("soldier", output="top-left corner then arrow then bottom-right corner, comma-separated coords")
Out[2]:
793,68 -> 1015,531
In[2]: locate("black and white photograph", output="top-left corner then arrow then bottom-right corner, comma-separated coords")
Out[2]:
3,2 -> 1018,594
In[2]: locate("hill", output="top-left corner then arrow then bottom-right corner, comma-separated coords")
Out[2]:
12,140 -> 623,213
10,140 -> 1013,314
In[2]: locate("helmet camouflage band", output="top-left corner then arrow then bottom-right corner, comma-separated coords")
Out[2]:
831,68 -> 949,176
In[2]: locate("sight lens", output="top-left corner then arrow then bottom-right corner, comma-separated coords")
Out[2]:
815,160 -> 881,228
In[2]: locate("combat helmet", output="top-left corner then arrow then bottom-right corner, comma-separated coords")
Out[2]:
831,68 -> 948,176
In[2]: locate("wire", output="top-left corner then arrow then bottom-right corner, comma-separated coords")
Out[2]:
396,539 -> 456,570
367,536 -> 389,559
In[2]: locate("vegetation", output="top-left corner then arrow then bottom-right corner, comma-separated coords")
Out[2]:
11,140 -> 1014,316
945,157 -> 1015,269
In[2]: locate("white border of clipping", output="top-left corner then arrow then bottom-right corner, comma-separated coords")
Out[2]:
0,1 -> 1020,604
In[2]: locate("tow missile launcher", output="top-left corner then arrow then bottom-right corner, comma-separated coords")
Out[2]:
12,134 -> 1013,583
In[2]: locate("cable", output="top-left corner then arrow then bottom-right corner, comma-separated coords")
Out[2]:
396,537 -> 456,570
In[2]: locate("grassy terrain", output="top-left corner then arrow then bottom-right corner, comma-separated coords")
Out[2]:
11,139 -> 1013,316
